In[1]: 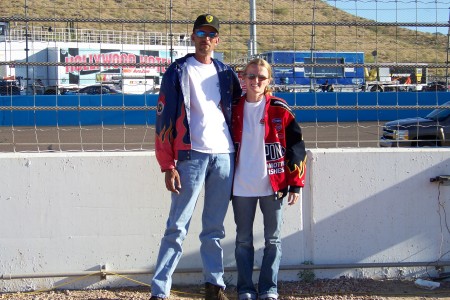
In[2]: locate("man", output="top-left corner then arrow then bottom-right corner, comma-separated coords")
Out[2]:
151,13 -> 242,300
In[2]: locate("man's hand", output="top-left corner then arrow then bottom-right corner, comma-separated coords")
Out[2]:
287,192 -> 300,206
165,169 -> 181,194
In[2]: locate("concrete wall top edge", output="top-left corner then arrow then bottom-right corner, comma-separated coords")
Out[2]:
308,148 -> 450,154
0,151 -> 156,159
1,148 -> 448,158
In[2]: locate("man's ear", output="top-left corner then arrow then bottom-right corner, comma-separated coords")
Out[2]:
191,33 -> 195,42
215,37 -> 220,45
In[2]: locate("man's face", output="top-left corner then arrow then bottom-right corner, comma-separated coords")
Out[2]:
191,25 -> 219,55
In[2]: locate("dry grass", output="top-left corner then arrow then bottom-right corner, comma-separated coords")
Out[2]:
1,0 -> 448,73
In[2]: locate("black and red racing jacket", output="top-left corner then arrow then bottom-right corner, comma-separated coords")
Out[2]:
231,94 -> 307,194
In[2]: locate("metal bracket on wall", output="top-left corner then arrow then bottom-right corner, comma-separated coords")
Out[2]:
430,175 -> 450,186
101,264 -> 108,280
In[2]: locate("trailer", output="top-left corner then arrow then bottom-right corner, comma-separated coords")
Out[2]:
0,23 -> 195,94
29,47 -> 179,94
362,64 -> 428,92
258,50 -> 365,92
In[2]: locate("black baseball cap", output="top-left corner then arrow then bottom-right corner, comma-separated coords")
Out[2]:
193,14 -> 220,33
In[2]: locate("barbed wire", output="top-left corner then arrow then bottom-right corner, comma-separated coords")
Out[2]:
1,16 -> 448,28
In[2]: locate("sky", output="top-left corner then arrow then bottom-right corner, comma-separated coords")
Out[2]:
324,0 -> 450,35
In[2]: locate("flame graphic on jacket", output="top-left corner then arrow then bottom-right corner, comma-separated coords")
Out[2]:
174,107 -> 189,150
156,122 -> 173,145
288,156 -> 307,185
155,100 -> 190,170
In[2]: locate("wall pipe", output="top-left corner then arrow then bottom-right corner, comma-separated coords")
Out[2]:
2,261 -> 450,280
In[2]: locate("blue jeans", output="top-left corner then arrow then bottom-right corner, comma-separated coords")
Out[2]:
232,195 -> 283,300
151,151 -> 235,298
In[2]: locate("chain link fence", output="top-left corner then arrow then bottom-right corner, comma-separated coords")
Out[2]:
1,0 -> 450,152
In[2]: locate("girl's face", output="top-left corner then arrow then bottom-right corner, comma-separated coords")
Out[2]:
244,64 -> 270,99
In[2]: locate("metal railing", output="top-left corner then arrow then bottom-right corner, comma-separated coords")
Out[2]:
7,25 -> 193,46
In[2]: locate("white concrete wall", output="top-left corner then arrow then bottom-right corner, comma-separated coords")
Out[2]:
0,149 -> 449,292
304,148 -> 450,279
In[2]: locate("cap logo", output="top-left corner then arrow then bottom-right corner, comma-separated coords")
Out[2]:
206,15 -> 213,23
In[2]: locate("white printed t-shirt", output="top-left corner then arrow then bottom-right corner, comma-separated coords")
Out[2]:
186,56 -> 234,154
233,99 -> 273,197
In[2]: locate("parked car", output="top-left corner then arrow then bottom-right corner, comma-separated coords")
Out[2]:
78,85 -> 122,95
422,81 -> 448,92
0,84 -> 21,96
379,101 -> 450,147
0,78 -> 22,96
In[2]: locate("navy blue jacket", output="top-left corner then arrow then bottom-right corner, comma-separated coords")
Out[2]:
155,53 -> 242,171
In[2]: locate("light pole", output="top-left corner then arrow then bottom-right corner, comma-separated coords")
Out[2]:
169,0 -> 173,62
309,0 -> 317,92
24,0 -> 30,95
249,0 -> 257,58
446,7 -> 449,90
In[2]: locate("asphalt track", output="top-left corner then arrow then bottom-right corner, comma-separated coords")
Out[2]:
0,122 -> 383,152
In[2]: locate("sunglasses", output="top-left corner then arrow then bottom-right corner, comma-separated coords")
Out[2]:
244,73 -> 269,81
195,30 -> 218,38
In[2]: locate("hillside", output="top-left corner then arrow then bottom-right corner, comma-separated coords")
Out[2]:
2,0 -> 448,70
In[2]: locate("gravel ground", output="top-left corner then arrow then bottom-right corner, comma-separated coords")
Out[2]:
2,278 -> 450,300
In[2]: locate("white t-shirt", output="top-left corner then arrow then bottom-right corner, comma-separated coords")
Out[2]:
233,99 -> 273,197
186,56 -> 234,153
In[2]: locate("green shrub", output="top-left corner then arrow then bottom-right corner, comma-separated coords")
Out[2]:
298,261 -> 316,283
